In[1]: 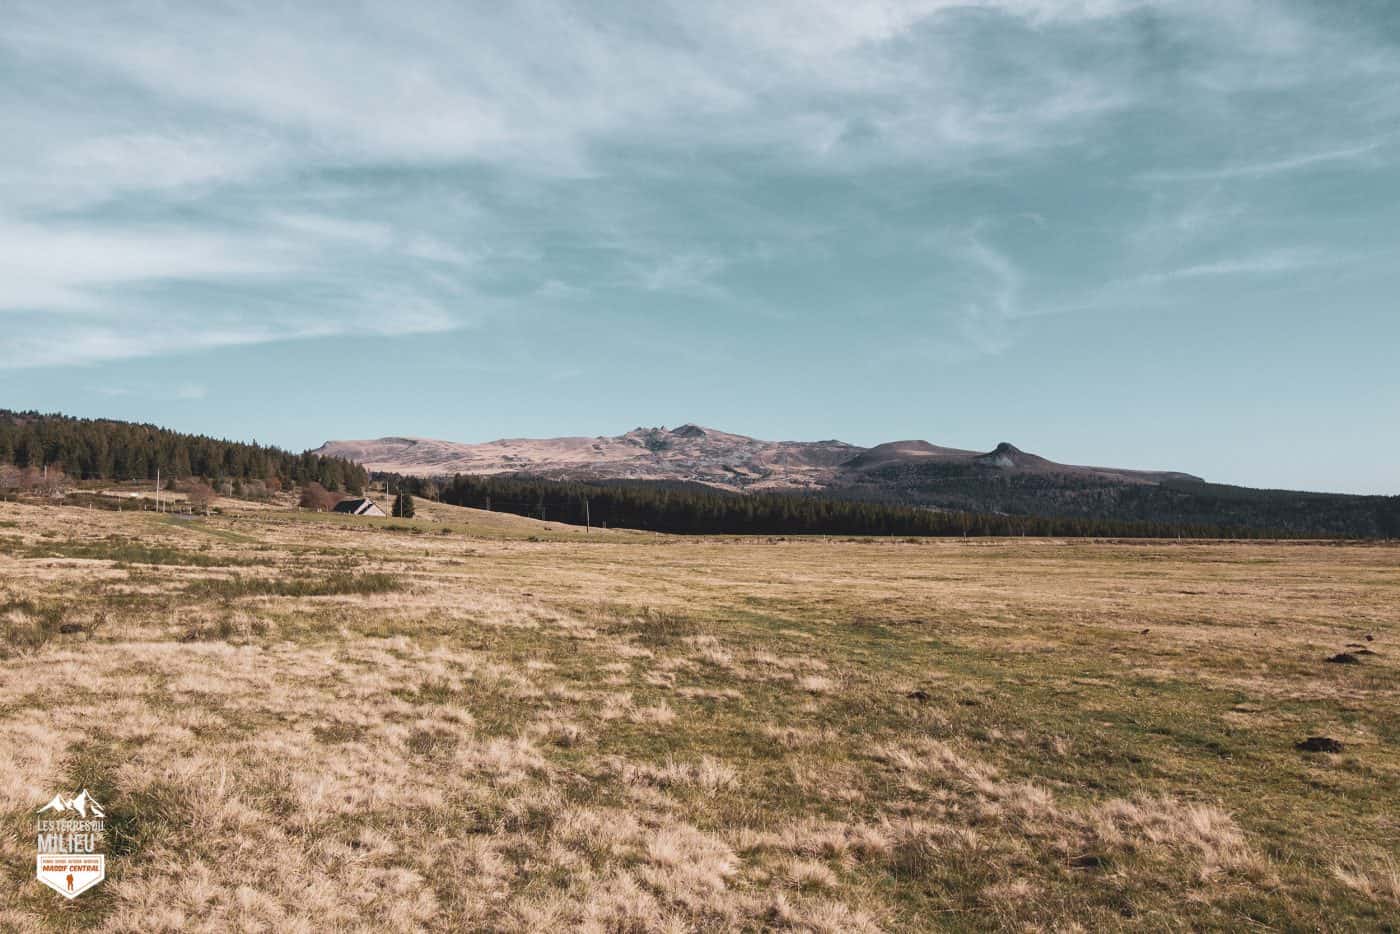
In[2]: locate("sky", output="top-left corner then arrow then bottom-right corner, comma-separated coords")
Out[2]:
1,1 -> 1397,494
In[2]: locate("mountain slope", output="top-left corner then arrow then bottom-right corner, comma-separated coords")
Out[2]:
314,425 -> 862,492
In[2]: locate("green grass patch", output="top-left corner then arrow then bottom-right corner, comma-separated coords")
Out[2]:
158,515 -> 260,544
3,533 -> 258,567
184,571 -> 403,599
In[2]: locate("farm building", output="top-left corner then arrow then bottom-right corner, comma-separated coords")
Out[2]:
333,497 -> 387,517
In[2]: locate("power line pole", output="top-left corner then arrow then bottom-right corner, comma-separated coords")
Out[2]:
585,498 -> 590,533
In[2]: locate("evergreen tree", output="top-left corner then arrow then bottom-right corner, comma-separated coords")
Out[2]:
172,447 -> 193,478
393,491 -> 415,518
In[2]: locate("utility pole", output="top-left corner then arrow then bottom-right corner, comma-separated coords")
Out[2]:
585,498 -> 591,533
156,467 -> 160,513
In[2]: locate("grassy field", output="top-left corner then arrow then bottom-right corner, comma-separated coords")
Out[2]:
0,499 -> 1396,932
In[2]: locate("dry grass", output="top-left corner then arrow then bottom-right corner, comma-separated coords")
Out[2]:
0,499 -> 1396,931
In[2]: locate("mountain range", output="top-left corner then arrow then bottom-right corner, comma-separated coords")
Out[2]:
314,426 -> 1398,537
313,425 -> 1199,492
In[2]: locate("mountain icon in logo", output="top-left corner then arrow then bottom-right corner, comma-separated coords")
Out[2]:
36,789 -> 105,819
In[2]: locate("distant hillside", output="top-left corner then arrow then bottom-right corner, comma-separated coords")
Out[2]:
0,410 -> 366,492
319,425 -> 1399,538
314,426 -> 860,492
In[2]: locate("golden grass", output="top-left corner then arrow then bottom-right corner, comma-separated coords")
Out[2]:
0,498 -> 1396,931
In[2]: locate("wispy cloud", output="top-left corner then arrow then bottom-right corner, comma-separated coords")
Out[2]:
1138,247 -> 1339,283
96,381 -> 208,400
0,296 -> 459,369
49,131 -> 282,196
1139,140 -> 1391,183
906,231 -> 1028,362
0,0 -> 1153,188
632,252 -> 729,297
954,236 -> 1022,356
0,221 -> 293,311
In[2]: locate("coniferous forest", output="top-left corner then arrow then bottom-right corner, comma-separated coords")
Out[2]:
383,472 -> 1304,539
0,410 -> 366,492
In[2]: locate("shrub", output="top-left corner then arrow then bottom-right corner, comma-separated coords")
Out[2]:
299,482 -> 341,512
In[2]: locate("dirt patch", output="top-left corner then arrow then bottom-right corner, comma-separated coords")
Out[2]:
1295,737 -> 1344,753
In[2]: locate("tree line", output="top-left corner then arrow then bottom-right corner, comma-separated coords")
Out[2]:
834,461 -> 1400,539
0,410 -> 366,493
379,472 -> 1301,538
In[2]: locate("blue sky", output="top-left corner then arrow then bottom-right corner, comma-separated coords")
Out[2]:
1,1 -> 1396,494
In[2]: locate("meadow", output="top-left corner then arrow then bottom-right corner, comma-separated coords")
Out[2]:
0,498 -> 1395,931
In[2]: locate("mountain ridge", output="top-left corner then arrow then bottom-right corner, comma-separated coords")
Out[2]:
311,424 -> 1201,492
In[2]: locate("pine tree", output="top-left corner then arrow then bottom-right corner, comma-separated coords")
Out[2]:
393,491 -> 415,518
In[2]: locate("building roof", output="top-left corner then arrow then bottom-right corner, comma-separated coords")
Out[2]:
332,497 -> 385,516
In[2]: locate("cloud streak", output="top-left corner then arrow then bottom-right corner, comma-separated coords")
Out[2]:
0,293 -> 460,369
1138,248 -> 1340,283
1139,140 -> 1392,183
0,221 -> 294,312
